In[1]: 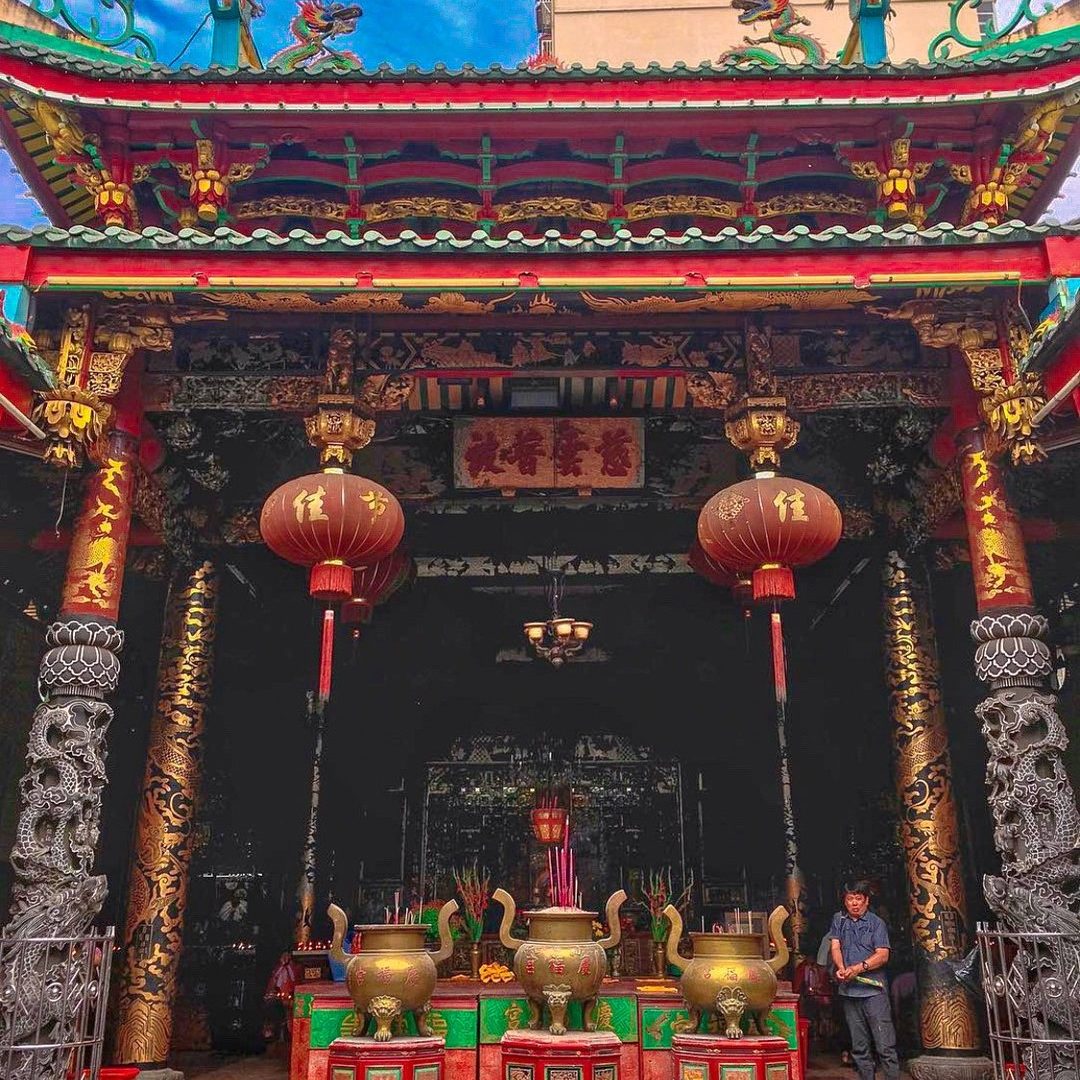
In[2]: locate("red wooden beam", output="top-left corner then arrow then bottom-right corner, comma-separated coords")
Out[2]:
0,235 -> 1058,290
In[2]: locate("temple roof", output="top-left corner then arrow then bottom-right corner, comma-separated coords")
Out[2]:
4,10 -> 1080,239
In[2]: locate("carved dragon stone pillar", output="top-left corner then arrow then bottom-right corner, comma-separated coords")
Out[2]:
957,430 -> 1080,923
0,431 -> 137,1079
882,553 -> 989,1080
957,429 -> 1080,1074
114,560 -> 219,1073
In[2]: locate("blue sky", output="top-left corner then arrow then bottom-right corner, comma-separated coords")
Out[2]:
1,0 -> 538,228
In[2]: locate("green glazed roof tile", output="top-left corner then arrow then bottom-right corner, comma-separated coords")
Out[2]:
0,218 -> 1075,253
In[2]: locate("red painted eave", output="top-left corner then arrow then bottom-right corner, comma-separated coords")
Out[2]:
3,54 -> 1080,113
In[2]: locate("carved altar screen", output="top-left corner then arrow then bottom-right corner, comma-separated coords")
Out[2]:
418,737 -> 685,909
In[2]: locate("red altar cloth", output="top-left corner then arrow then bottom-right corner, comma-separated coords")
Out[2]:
327,1035 -> 446,1080
671,1033 -> 791,1080
501,1030 -> 622,1080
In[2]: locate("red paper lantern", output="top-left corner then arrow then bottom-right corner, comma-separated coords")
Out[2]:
260,471 -> 404,701
697,476 -> 841,602
530,807 -> 568,845
342,549 -> 415,629
687,539 -> 737,589
260,472 -> 404,601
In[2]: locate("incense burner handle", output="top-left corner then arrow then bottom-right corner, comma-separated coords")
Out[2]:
662,904 -> 688,974
596,889 -> 628,950
766,905 -> 791,974
493,888 -> 523,952
329,902 -> 350,968
431,898 -> 460,964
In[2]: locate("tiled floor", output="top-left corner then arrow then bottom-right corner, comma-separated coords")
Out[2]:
172,1050 -> 290,1078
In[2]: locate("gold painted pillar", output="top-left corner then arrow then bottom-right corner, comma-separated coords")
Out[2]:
882,553 -> 986,1078
114,561 -> 219,1069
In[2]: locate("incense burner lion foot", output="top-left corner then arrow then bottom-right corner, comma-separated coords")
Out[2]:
539,986 -> 573,1035
716,987 -> 751,1039
369,995 -> 402,1042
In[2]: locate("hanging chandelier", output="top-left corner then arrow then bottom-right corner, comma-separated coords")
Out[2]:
523,570 -> 592,668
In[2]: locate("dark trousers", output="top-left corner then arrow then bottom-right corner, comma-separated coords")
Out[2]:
841,993 -> 900,1080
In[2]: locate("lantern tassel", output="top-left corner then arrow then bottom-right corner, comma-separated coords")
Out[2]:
753,565 -> 795,602
318,607 -> 335,704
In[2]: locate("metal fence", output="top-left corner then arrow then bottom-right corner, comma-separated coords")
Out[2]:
977,923 -> 1080,1080
0,927 -> 114,1080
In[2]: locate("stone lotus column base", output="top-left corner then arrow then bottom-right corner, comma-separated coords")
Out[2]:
906,1055 -> 993,1080
672,1032 -> 792,1080
501,1030 -> 621,1080
328,1035 -> 446,1080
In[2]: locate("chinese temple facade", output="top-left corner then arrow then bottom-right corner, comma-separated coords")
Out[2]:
0,1 -> 1079,1079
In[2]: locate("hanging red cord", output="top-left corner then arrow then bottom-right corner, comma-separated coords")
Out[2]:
770,609 -> 788,707
318,607 -> 335,704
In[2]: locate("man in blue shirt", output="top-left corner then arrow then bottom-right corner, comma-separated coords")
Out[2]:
829,880 -> 899,1080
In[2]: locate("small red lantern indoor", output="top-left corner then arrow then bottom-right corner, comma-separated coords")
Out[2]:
697,475 -> 841,602
342,548 -> 415,638
260,471 -> 405,700
530,806 -> 569,845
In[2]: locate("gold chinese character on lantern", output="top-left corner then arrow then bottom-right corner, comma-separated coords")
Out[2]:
292,487 -> 329,524
362,490 -> 389,517
773,489 -> 809,523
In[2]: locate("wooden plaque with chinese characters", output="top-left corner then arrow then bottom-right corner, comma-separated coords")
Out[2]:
453,418 -> 644,491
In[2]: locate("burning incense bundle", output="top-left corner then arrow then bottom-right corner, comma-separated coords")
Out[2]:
454,863 -> 491,942
548,820 -> 579,907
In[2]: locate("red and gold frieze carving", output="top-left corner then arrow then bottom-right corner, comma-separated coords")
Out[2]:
60,439 -> 138,621
453,418 -> 643,491
958,435 -> 1034,612
500,198 -> 610,223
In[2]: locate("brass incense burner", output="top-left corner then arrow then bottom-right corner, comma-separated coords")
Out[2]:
329,899 -> 458,1041
664,904 -> 790,1039
494,887 -> 627,1035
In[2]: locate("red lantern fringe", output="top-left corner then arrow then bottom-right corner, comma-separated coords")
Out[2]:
310,561 -> 353,602
318,607 -> 335,704
770,611 -> 788,706
753,565 -> 795,602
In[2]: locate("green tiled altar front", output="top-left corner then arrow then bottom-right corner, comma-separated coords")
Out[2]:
291,982 -> 802,1080
480,994 -> 638,1043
